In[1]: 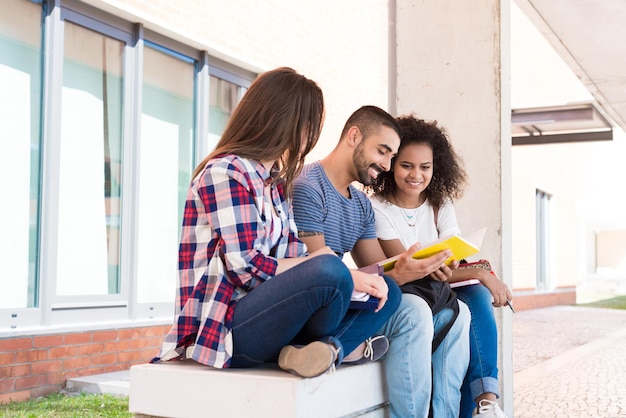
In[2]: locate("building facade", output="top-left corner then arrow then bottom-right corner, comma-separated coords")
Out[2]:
1,0 -> 394,403
11,0 -> 617,413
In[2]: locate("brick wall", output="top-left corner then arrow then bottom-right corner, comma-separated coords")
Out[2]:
512,287 -> 577,312
0,324 -> 169,404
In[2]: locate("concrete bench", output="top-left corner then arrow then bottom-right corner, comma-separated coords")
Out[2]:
129,360 -> 388,418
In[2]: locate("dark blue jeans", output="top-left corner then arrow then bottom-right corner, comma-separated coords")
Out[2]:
229,254 -> 401,367
456,283 -> 500,417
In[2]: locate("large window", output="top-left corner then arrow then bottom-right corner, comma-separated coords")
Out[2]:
136,43 -> 195,304
0,0 -> 254,330
56,21 -> 125,297
0,0 -> 43,310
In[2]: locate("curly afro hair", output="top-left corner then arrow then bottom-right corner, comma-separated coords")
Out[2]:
371,114 -> 467,210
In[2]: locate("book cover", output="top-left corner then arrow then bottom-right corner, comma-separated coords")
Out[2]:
449,278 -> 481,288
349,294 -> 380,310
378,227 -> 486,271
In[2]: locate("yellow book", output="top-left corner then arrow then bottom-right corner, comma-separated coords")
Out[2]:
379,227 -> 486,271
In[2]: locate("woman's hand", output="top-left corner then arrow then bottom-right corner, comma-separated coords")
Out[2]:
476,269 -> 513,307
350,269 -> 389,312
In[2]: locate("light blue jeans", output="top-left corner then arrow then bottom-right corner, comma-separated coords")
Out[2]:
455,284 -> 500,418
377,293 -> 471,418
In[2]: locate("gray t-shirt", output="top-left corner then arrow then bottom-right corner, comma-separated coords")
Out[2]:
292,161 -> 377,257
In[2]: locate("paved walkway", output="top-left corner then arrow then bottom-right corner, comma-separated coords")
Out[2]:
513,305 -> 626,417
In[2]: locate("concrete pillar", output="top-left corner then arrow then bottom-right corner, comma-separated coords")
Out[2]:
390,0 -> 513,415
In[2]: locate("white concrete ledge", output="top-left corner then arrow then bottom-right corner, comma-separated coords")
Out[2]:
66,370 -> 130,397
129,360 -> 388,418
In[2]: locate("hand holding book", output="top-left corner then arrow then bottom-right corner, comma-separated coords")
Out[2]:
379,227 -> 487,271
349,264 -> 383,310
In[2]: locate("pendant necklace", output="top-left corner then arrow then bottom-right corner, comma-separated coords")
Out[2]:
401,206 -> 420,227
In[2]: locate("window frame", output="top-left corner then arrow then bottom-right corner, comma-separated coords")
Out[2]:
1,0 -> 255,333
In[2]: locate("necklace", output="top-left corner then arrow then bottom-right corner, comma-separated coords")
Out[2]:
401,206 -> 420,227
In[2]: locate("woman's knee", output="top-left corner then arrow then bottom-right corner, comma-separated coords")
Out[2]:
456,284 -> 493,309
307,255 -> 353,290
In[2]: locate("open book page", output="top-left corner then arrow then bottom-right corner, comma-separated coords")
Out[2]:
378,227 -> 487,272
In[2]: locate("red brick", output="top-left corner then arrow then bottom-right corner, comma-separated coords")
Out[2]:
107,364 -> 126,373
63,356 -> 90,371
14,375 -> 46,390
118,328 -> 140,340
78,367 -> 105,377
45,372 -> 65,385
33,335 -> 64,348
77,343 -> 105,356
0,338 -> 32,352
31,360 -> 62,375
513,288 -> 576,311
14,349 -> 48,363
90,353 -> 117,366
104,340 -> 129,352
0,390 -> 30,405
49,345 -> 78,359
101,364 -> 123,374
64,369 -> 80,379
137,348 -> 158,362
0,352 -> 15,365
0,377 -> 15,392
92,330 -> 118,343
0,364 -> 31,379
117,350 -> 145,363
118,325 -> 168,340
63,332 -> 91,345
128,337 -> 151,350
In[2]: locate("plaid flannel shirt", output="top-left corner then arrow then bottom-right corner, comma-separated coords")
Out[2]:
153,154 -> 306,368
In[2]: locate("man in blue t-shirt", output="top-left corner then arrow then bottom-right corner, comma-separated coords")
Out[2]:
293,105 -> 470,418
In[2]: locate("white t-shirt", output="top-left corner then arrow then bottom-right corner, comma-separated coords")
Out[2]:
369,195 -> 460,249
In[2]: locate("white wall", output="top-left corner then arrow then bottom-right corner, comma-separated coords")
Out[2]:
511,1 -> 626,289
86,0 -> 391,162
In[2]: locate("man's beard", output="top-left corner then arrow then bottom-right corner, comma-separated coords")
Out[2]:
353,143 -> 377,186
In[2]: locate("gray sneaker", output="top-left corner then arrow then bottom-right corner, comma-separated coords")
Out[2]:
347,335 -> 390,365
278,341 -> 339,378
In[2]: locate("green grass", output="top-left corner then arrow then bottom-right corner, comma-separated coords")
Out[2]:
577,295 -> 626,310
0,392 -> 131,418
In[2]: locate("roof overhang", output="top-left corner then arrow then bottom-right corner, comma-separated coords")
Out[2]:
513,0 -> 626,134
512,103 -> 613,146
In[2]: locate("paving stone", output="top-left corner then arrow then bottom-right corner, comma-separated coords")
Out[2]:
513,305 -> 626,418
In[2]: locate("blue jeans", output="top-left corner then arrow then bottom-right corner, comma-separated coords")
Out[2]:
455,284 -> 500,418
377,293 -> 470,418
229,255 -> 402,367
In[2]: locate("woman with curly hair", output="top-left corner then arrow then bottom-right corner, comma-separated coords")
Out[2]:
369,114 -> 512,418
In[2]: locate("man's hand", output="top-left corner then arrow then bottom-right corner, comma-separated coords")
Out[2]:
388,243 -> 453,286
350,269 -> 389,312
428,259 -> 458,282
